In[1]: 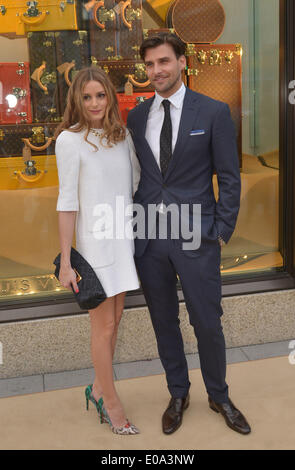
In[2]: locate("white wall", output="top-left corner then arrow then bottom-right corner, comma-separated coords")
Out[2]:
0,36 -> 28,62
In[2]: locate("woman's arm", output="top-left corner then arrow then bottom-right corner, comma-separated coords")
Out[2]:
58,211 -> 79,293
126,131 -> 141,197
55,131 -> 81,293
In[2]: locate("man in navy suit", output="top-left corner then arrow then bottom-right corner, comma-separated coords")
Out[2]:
127,33 -> 251,435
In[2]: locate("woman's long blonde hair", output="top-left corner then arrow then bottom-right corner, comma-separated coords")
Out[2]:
55,67 -> 126,149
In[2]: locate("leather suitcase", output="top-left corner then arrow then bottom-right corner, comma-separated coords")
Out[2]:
55,31 -> 90,114
0,62 -> 32,125
117,0 -> 143,60
0,153 -> 57,190
143,28 -> 175,40
166,0 -> 226,44
89,0 -> 117,61
0,123 -> 58,158
0,0 -> 85,36
117,92 -> 154,123
90,0 -> 143,60
27,31 -> 61,122
91,57 -> 153,92
186,44 -> 242,168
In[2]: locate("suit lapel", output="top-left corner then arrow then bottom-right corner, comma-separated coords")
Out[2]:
137,95 -> 163,178
164,88 -> 201,181
134,88 -> 201,181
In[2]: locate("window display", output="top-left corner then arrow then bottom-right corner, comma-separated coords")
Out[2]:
186,43 -> 242,168
0,0 -> 283,307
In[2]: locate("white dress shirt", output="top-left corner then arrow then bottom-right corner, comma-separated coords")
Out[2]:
145,82 -> 186,212
145,82 -> 186,169
129,83 -> 186,211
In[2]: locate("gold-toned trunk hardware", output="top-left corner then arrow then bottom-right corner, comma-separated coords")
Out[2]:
12,142 -> 48,183
186,68 -> 199,77
12,87 -> 27,99
31,62 -> 57,93
31,127 -> 46,145
22,127 -> 55,151
93,1 -> 115,30
209,49 -> 222,66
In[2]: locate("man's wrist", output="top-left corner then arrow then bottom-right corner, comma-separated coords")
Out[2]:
218,235 -> 225,247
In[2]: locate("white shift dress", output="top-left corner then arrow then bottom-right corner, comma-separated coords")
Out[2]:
55,127 -> 140,298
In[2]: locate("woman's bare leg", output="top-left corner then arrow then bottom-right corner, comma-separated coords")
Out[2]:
89,293 -> 127,427
112,291 -> 126,356
89,297 -> 116,400
91,292 -> 126,399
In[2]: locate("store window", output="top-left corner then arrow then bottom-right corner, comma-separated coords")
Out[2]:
144,0 -> 282,276
0,0 -> 286,308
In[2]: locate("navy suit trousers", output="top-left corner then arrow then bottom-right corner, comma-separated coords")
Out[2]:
135,215 -> 229,403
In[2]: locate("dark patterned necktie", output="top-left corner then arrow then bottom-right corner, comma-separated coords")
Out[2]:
160,99 -> 172,176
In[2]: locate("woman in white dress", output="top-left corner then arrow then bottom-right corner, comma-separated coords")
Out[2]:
55,67 -> 140,435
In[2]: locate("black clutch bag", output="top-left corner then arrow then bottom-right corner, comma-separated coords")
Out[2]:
53,247 -> 107,310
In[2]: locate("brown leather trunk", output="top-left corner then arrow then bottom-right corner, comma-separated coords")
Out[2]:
166,0 -> 226,44
27,31 -> 61,123
91,58 -> 154,92
142,28 -> 175,40
90,0 -> 143,61
55,30 -> 90,115
0,123 -> 58,158
186,43 -> 242,168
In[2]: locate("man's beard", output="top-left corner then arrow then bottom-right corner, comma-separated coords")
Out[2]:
153,71 -> 182,94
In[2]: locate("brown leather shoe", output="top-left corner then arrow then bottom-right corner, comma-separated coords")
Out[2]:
208,396 -> 251,435
162,394 -> 190,434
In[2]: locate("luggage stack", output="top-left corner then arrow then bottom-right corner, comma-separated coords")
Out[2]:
0,0 -> 157,184
89,0 -> 155,104
0,1 -> 95,189
0,0 -> 242,185
166,0 -> 243,168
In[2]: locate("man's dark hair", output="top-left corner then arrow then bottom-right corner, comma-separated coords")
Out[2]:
140,32 -> 186,61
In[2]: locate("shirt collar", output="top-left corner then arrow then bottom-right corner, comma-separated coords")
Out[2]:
153,82 -> 186,111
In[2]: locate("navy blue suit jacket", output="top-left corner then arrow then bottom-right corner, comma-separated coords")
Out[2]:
127,87 -> 241,258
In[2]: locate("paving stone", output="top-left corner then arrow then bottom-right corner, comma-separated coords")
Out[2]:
0,375 -> 43,398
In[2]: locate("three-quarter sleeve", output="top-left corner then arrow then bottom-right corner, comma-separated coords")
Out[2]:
56,131 -> 81,211
126,131 -> 141,196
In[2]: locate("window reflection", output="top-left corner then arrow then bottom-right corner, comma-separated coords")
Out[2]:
5,94 -> 18,108
0,0 -> 284,307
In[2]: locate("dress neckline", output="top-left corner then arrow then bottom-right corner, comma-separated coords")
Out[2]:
90,128 -> 103,137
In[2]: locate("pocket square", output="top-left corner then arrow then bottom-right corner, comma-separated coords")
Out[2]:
190,130 -> 205,136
